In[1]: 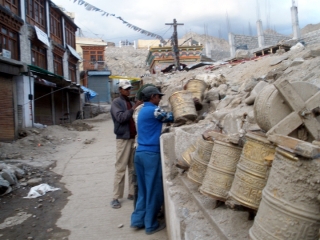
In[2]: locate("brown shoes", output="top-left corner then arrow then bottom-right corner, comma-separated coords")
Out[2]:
127,194 -> 134,200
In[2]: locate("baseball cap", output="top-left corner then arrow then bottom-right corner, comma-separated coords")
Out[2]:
141,86 -> 164,98
119,80 -> 132,89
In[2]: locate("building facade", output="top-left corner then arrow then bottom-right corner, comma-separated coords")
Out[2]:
76,37 -> 111,103
0,0 -> 81,142
146,45 -> 203,74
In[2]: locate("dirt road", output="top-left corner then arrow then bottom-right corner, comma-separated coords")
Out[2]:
0,113 -> 168,240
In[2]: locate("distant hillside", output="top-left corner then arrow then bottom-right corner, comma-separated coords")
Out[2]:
181,32 -> 229,51
105,46 -> 148,78
301,23 -> 320,35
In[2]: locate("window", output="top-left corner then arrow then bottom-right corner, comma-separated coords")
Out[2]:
89,50 -> 104,63
25,0 -> 46,31
0,0 -> 19,15
65,21 -> 75,48
68,62 -> 76,83
50,8 -> 62,44
0,25 -> 18,60
31,44 -> 46,69
53,53 -> 63,76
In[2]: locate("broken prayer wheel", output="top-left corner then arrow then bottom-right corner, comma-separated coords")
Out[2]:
185,79 -> 207,101
169,90 -> 197,123
249,145 -> 320,240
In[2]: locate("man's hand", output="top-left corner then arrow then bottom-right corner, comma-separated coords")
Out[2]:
132,100 -> 143,110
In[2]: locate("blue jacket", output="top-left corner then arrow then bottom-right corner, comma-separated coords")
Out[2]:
136,102 -> 173,153
110,95 -> 135,139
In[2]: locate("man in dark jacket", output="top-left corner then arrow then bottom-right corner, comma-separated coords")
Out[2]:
110,80 -> 142,209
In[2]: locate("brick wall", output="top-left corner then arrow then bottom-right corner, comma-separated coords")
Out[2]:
0,76 -> 15,141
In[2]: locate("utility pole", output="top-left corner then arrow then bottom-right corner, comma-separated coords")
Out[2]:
165,19 -> 184,71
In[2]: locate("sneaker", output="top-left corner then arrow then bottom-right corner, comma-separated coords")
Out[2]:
127,194 -> 134,200
146,222 -> 166,235
111,199 -> 121,209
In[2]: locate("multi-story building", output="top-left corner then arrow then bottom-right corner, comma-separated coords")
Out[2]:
76,37 -> 111,103
0,0 -> 81,141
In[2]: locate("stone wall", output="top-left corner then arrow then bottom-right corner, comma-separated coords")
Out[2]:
211,50 -> 230,61
233,34 -> 291,51
264,34 -> 291,45
300,29 -> 320,45
233,35 -> 259,50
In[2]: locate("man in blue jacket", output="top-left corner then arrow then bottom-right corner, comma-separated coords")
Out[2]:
130,86 -> 173,235
110,80 -> 142,209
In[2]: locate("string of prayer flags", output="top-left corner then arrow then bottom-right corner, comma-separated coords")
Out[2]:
68,0 -> 166,44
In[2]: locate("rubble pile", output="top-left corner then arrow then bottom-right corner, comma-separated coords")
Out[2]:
145,42 -> 320,140
0,162 -> 51,196
152,42 -> 320,239
0,124 -> 92,161
105,46 -> 149,77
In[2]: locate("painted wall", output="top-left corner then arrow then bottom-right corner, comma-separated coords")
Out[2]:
16,75 -> 34,128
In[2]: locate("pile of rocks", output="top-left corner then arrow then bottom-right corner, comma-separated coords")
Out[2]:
0,163 -> 46,196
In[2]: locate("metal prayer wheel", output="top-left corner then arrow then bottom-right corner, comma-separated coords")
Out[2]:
181,137 -> 201,167
185,79 -> 207,101
229,131 -> 275,210
187,138 -> 214,185
249,146 -> 320,240
176,137 -> 200,170
200,140 -> 242,201
169,90 -> 197,122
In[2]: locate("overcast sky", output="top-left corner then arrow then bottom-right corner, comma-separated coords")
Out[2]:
52,0 -> 320,45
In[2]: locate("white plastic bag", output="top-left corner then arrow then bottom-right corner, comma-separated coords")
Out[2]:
24,183 -> 60,198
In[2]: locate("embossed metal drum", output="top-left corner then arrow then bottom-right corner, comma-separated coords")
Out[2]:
249,147 -> 320,240
169,90 -> 197,122
181,137 -> 200,167
200,140 -> 242,201
187,138 -> 214,185
229,131 -> 275,210
185,79 -> 207,101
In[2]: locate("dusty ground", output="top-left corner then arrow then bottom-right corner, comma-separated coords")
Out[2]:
0,166 -> 70,240
0,120 -> 95,240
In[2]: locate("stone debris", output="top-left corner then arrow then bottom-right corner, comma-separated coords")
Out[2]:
27,178 -> 43,187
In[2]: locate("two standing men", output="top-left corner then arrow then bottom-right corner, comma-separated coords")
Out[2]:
111,81 -> 173,235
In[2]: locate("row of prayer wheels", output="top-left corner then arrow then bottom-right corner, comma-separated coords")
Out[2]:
179,131 -> 320,240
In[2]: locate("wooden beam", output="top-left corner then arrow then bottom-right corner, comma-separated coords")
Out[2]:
268,134 -> 320,158
274,80 -> 305,111
267,111 -> 302,136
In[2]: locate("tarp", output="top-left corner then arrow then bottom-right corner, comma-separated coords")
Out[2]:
81,86 -> 97,100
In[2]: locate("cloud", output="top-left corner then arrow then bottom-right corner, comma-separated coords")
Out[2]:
52,0 -> 320,44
